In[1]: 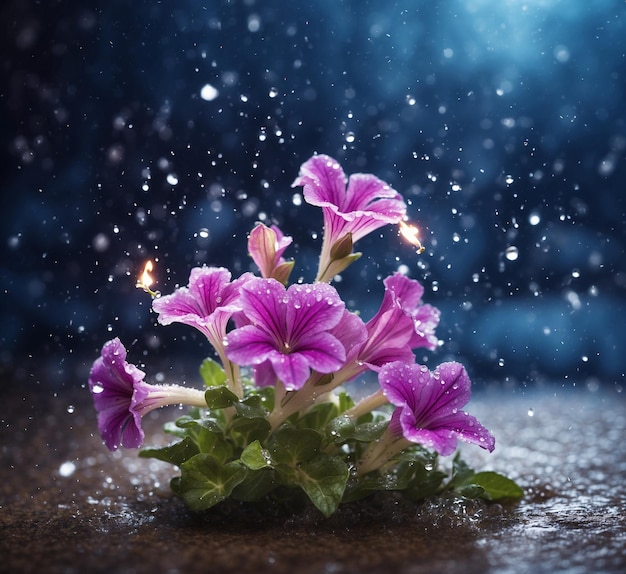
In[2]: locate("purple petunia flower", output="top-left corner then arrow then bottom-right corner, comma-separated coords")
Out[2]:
379,361 -> 495,456
152,266 -> 253,395
152,266 -> 247,344
224,277 -> 347,390
89,338 -> 206,450
292,154 -> 407,281
359,273 -> 440,367
247,223 -> 294,284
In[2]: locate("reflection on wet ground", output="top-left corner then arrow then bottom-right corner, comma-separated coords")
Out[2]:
1,384 -> 624,573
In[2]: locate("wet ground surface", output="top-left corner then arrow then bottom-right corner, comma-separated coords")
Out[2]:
1,382 -> 625,573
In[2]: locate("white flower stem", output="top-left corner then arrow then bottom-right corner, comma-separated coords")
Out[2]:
158,385 -> 208,407
343,389 -> 388,420
356,430 -> 411,476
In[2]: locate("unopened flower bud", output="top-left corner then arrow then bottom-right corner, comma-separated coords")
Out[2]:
330,232 -> 353,260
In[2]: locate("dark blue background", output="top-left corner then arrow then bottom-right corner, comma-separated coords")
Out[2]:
2,0 -> 625,391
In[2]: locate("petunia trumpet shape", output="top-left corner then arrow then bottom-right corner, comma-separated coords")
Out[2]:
381,361 -> 495,456
224,277 -> 346,391
88,338 -> 207,450
293,154 -> 407,282
329,273 -> 440,386
152,266 -> 252,396
360,273 -> 440,366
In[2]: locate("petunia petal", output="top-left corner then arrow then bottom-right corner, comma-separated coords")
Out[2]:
379,360 -> 494,456
294,154 -> 347,209
293,331 -> 346,373
284,282 -> 345,341
238,278 -> 287,342
225,325 -> 276,365
269,351 -> 312,391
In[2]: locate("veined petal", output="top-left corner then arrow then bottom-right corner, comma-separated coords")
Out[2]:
89,338 -> 148,450
238,278 -> 287,342
252,360 -> 279,388
384,273 -> 425,309
330,310 -> 368,362
379,360 -> 494,456
425,362 -> 472,415
344,173 -> 406,214
428,411 -> 495,453
225,325 -> 276,365
188,266 -> 232,314
293,154 -> 347,208
401,425 -> 459,457
410,304 -> 441,350
294,331 -> 346,372
293,155 -> 407,255
284,282 -> 345,341
152,288 -> 207,328
227,276 -> 348,388
380,361 -> 430,410
269,351 -> 312,391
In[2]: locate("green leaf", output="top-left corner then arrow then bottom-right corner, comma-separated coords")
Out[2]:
175,415 -> 223,433
240,440 -> 273,470
177,454 -> 247,511
326,415 -> 356,443
199,357 -> 227,387
341,475 -> 383,503
352,420 -> 388,442
231,468 -> 279,502
471,471 -> 524,501
204,386 -> 239,409
163,420 -> 188,439
295,454 -> 349,517
228,416 -> 271,447
234,397 -> 268,419
171,416 -> 233,462
456,484 -> 486,499
196,430 -> 234,463
296,401 -> 339,430
139,436 -> 200,466
337,391 -> 355,414
343,460 -> 447,503
268,427 -> 322,465
405,466 -> 447,501
447,453 -> 476,489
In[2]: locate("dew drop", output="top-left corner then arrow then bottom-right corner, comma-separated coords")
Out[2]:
200,83 -> 219,101
58,461 -> 76,477
505,246 -> 519,261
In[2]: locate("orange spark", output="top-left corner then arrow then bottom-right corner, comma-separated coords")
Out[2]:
398,221 -> 425,254
136,260 -> 159,297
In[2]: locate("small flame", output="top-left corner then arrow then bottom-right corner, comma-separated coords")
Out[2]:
136,260 -> 160,297
398,221 -> 425,254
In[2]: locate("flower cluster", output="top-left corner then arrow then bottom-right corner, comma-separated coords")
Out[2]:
89,154 -> 522,516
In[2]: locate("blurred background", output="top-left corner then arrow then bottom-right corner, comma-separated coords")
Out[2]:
1,0 -> 625,393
